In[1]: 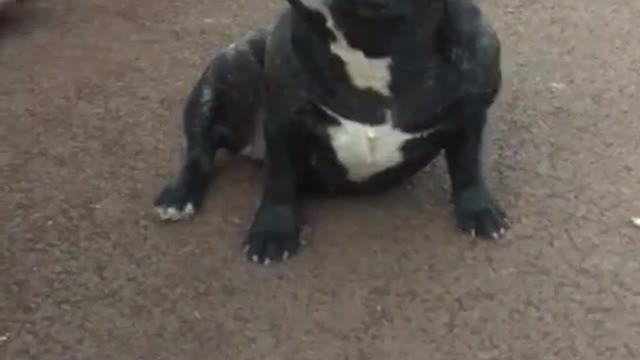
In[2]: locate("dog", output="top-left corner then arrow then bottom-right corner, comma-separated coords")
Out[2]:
154,0 -> 510,264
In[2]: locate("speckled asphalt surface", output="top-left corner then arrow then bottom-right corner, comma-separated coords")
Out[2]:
1,1 -> 639,359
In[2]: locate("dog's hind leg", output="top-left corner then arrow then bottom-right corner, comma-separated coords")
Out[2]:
154,30 -> 268,221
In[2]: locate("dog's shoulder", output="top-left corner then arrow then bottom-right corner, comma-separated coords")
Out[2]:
262,11 -> 312,99
441,0 -> 500,57
440,0 -> 501,94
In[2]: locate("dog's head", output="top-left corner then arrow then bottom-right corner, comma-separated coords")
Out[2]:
288,0 -> 441,57
332,0 -> 418,19
291,0 -> 424,20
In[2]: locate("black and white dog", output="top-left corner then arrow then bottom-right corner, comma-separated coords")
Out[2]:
154,0 -> 510,264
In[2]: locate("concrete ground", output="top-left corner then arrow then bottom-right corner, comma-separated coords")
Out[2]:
2,0 -> 639,359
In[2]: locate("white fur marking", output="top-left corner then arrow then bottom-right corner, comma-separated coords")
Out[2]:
201,87 -> 213,107
155,203 -> 195,221
330,43 -> 392,95
240,111 -> 266,161
300,0 -> 392,95
323,107 -> 436,182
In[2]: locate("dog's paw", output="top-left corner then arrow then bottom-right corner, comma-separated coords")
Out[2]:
153,185 -> 197,221
454,186 -> 510,240
243,205 -> 301,265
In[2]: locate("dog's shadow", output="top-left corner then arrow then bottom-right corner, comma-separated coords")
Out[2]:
0,2 -> 51,39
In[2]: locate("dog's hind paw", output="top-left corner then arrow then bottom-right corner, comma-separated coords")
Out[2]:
153,185 -> 197,222
154,202 -> 195,221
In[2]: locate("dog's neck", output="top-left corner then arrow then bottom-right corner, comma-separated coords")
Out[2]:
288,0 -> 444,58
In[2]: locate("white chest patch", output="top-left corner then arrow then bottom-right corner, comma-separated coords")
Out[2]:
322,107 -> 437,182
300,0 -> 393,96
329,40 -> 392,96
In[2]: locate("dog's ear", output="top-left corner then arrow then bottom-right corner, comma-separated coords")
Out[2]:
287,0 -> 328,13
288,0 -> 305,12
286,0 -> 328,23
286,0 -> 312,12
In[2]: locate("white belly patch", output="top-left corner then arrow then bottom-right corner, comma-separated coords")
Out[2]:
323,107 -> 437,182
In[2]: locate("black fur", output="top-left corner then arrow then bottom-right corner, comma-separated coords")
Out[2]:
154,0 -> 510,264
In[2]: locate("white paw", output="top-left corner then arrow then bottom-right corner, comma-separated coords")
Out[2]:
155,203 -> 195,221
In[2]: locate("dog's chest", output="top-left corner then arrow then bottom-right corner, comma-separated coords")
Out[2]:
320,108 -> 435,182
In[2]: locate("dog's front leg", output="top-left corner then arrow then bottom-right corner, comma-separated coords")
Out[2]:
244,114 -> 302,264
444,109 -> 509,240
